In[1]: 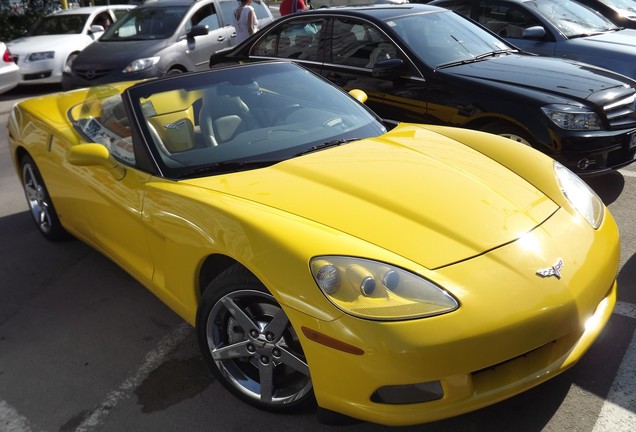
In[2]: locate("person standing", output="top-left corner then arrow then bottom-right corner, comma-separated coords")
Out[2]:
234,0 -> 258,44
279,0 -> 307,16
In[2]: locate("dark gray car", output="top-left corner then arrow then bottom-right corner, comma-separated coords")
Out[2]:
62,0 -> 273,90
430,0 -> 636,81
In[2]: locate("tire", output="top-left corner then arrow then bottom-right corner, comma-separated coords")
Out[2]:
481,122 -> 532,146
166,68 -> 183,77
196,265 -> 314,412
20,154 -> 70,241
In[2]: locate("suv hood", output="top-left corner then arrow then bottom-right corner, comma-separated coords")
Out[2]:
447,53 -> 631,100
185,124 -> 559,269
72,39 -> 170,69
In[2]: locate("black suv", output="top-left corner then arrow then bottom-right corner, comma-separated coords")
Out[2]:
210,4 -> 636,175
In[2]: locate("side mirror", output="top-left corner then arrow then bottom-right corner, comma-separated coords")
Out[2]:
188,24 -> 209,39
348,89 -> 368,104
372,58 -> 405,79
89,25 -> 105,34
67,144 -> 125,180
522,26 -> 546,39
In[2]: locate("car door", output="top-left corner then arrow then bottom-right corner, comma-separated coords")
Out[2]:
66,93 -> 155,286
318,17 -> 429,124
183,1 -> 234,71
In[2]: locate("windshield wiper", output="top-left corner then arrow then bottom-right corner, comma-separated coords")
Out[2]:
474,49 -> 516,60
296,138 -> 359,156
437,49 -> 516,69
176,160 -> 281,178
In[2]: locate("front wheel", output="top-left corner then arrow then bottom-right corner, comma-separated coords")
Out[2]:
21,154 -> 70,241
196,265 -> 314,412
481,122 -> 532,146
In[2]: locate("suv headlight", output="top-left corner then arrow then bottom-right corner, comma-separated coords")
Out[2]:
26,51 -> 54,62
554,161 -> 604,228
542,104 -> 601,130
310,256 -> 458,321
123,56 -> 160,73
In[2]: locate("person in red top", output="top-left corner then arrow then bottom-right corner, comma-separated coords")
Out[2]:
279,0 -> 307,16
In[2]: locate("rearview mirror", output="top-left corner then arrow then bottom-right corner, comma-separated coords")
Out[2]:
522,26 -> 546,39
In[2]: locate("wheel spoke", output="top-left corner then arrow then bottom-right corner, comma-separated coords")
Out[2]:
221,296 -> 257,332
277,347 -> 310,376
263,308 -> 289,340
258,360 -> 275,403
211,340 -> 252,361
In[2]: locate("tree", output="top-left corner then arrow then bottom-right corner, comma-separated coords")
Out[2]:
0,0 -> 62,41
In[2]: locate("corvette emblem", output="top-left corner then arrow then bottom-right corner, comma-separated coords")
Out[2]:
536,259 -> 564,279
164,119 -> 187,130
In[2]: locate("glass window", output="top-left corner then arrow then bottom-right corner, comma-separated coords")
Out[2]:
70,92 -> 136,165
327,18 -> 398,68
252,18 -> 323,61
190,4 -> 220,31
479,3 -> 542,37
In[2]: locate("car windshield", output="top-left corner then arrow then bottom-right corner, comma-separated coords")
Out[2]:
69,62 -> 386,178
386,11 -> 515,68
595,0 -> 636,15
28,14 -> 89,36
529,0 -> 620,36
100,6 -> 188,41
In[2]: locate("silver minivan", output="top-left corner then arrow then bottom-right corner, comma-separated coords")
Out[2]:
62,0 -> 273,90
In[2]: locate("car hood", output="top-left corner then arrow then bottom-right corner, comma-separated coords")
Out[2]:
72,39 -> 169,68
8,34 -> 91,53
447,54 -> 630,100
184,124 -> 559,269
581,29 -> 636,55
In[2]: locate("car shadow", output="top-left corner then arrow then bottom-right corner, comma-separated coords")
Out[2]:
584,170 -> 625,205
0,84 -> 63,101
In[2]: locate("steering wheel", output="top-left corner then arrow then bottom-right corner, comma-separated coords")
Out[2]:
272,104 -> 303,125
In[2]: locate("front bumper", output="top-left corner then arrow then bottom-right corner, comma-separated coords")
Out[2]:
287,206 -> 619,426
544,127 -> 636,175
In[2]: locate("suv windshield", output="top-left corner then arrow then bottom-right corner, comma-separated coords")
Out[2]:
101,6 -> 188,41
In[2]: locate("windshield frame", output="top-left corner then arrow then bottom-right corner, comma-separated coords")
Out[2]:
118,62 -> 386,179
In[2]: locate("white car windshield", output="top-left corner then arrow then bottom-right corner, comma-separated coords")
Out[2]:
28,14 -> 89,35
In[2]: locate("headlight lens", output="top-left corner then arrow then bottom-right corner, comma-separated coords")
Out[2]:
26,51 -> 54,62
541,104 -> 601,130
554,161 -> 604,229
310,256 -> 458,321
123,56 -> 160,73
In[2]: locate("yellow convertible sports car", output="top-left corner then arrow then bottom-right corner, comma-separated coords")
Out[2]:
8,61 -> 618,426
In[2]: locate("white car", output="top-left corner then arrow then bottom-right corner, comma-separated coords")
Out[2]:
0,42 -> 19,94
7,5 -> 134,86
308,0 -> 408,9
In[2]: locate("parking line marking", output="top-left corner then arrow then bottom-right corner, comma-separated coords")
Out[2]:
0,399 -> 45,432
72,322 -> 192,432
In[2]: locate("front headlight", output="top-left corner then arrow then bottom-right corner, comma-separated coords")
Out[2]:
541,104 -> 601,130
554,161 -> 604,229
310,256 -> 458,321
26,51 -> 54,62
122,56 -> 160,73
